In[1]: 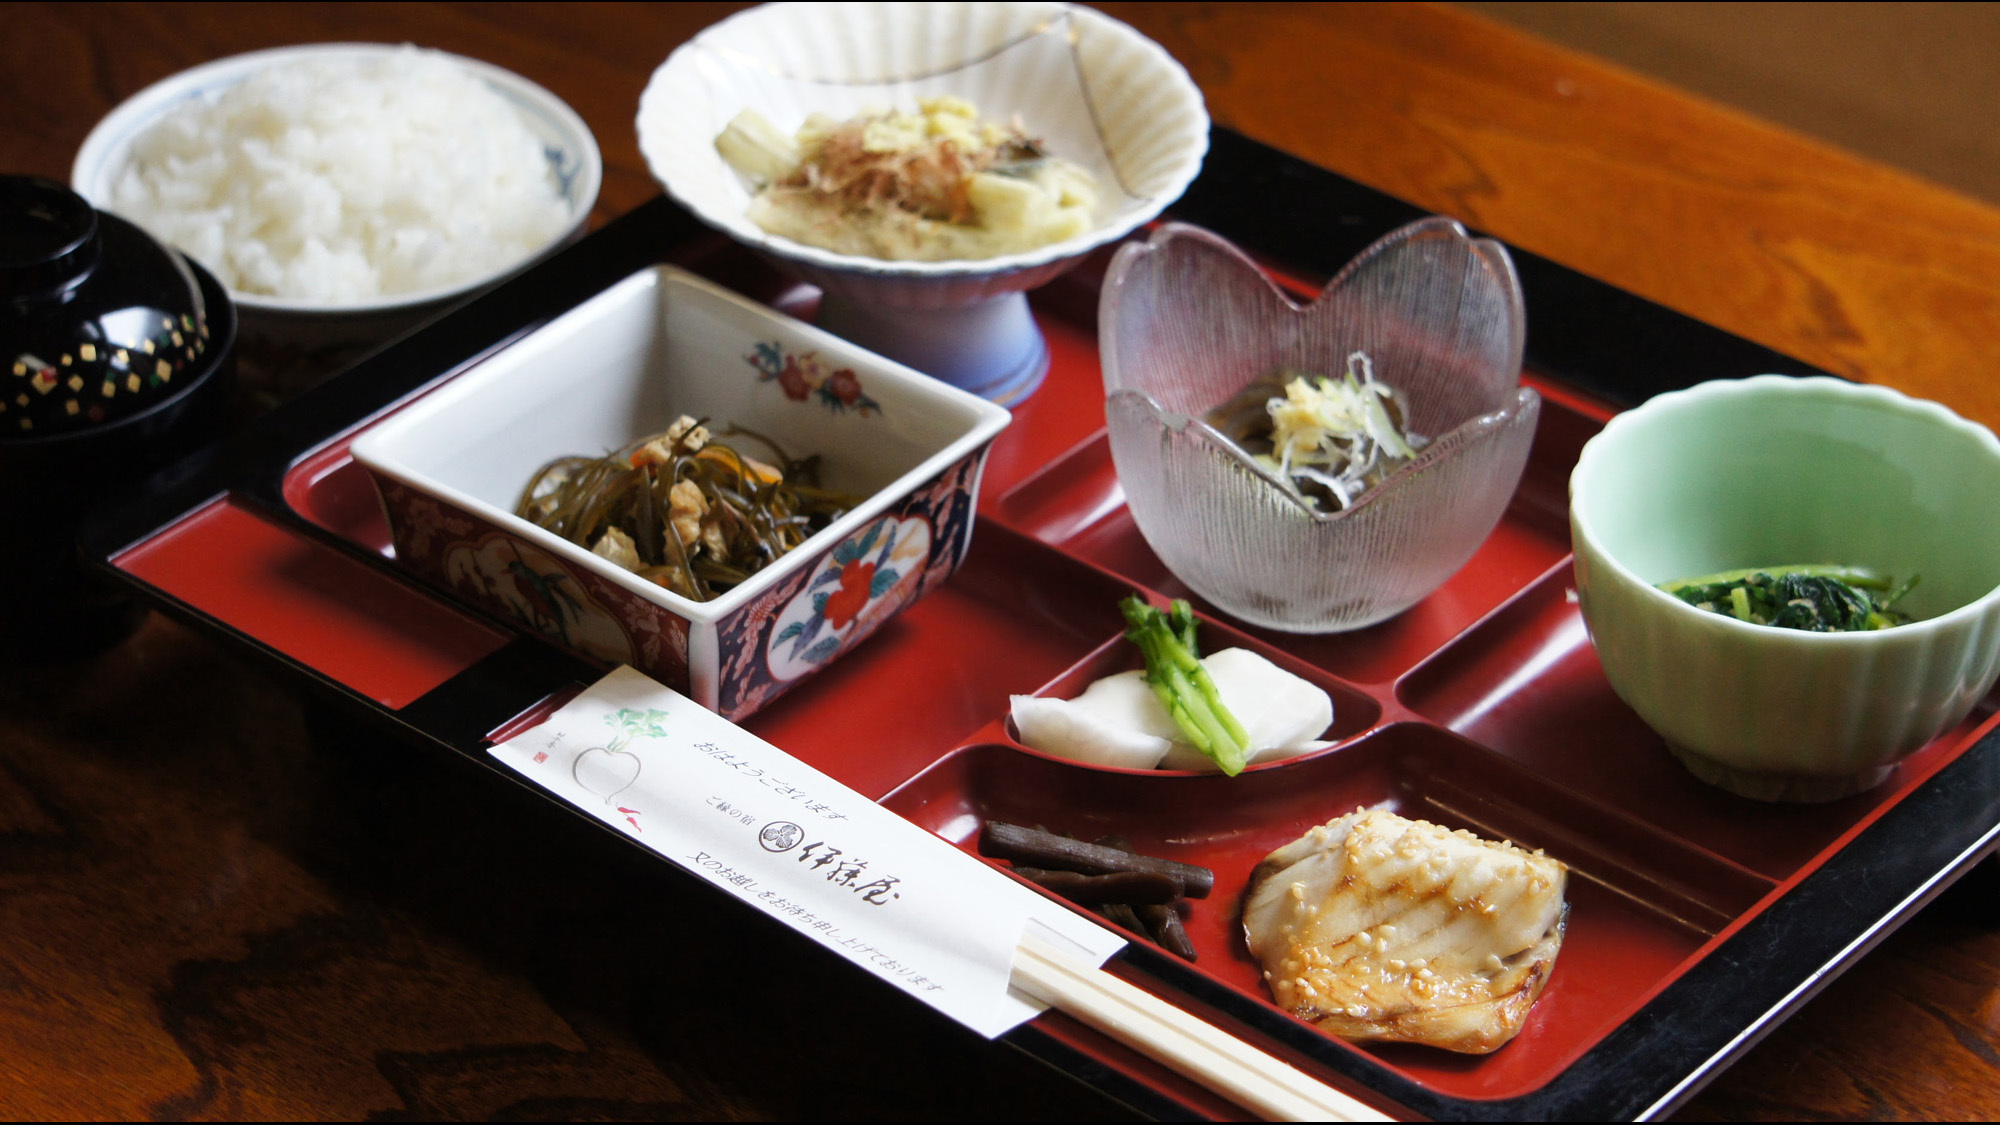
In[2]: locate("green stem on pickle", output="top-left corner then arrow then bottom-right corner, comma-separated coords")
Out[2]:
1119,596 -> 1252,775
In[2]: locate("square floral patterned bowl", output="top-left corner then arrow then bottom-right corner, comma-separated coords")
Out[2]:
1100,219 -> 1539,633
350,265 -> 1009,719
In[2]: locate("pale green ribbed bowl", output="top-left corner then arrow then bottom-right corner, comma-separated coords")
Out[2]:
1570,375 -> 2000,801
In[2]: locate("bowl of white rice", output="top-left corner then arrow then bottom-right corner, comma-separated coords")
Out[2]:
72,43 -> 600,396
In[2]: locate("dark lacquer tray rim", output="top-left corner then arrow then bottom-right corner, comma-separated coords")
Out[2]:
82,128 -> 2000,1122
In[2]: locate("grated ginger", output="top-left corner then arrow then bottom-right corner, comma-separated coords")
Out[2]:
1253,352 -> 1426,510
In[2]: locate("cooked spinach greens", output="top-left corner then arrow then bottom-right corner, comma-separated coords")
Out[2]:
1659,565 -> 1917,632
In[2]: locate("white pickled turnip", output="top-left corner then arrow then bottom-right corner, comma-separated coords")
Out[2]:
1013,649 -> 1333,772
1009,667 -> 1185,770
1202,647 -> 1333,750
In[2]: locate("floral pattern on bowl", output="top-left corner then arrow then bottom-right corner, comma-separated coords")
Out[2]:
352,265 -> 1009,720
769,514 -> 930,675
377,476 -> 691,687
373,454 -> 980,720
1100,219 -> 1539,633
717,455 -> 980,718
746,340 -> 882,415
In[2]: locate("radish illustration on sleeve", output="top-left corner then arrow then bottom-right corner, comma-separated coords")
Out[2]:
573,706 -> 670,805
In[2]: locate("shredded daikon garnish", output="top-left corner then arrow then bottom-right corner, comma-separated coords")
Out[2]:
1255,352 -> 1424,510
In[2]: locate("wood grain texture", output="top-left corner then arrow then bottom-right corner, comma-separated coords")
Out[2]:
0,614 -> 1123,1120
1098,2 -> 2000,432
2,2 -> 1997,1120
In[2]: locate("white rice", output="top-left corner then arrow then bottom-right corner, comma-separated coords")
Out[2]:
109,47 -> 569,303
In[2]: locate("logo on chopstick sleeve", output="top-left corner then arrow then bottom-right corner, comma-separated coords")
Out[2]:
569,707 -> 669,832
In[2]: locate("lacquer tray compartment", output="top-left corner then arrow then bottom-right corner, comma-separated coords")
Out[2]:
84,129 -> 2000,1120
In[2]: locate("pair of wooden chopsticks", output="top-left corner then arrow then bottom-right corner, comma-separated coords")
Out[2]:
1011,933 -> 1391,1121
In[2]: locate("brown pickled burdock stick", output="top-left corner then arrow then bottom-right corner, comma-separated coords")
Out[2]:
1094,837 -> 1198,958
1097,901 -> 1146,933
1011,868 -> 1183,905
1137,903 -> 1199,962
979,822 -> 1215,898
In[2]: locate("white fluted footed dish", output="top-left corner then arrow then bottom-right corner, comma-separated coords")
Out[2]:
1570,375 -> 2000,801
638,1 -> 1207,403
1100,219 -> 1538,633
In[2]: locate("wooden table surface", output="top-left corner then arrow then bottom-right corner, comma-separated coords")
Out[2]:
5,2 -> 1998,1119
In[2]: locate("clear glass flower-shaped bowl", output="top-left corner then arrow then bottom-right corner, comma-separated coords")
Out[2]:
1100,219 -> 1539,633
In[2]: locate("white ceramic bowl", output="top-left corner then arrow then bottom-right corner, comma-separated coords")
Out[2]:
637,1 -> 1207,402
73,43 -> 601,392
1571,375 -> 2000,801
351,265 -> 1010,720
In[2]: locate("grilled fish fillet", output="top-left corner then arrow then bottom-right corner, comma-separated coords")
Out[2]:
1242,809 -> 1568,1054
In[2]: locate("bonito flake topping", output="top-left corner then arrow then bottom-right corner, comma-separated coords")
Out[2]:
715,96 -> 1100,261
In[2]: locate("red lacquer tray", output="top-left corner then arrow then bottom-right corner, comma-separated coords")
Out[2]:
86,130 -> 2000,1121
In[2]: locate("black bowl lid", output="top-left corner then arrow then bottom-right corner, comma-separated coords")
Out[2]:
3,175 -> 218,437
0,176 -> 98,300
